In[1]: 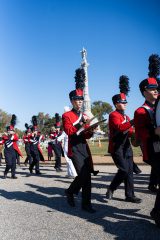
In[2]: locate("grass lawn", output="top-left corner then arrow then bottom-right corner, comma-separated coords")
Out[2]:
88,139 -> 142,157
16,139 -> 142,157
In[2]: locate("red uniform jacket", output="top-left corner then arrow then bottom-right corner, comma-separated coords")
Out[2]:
134,102 -> 155,162
49,130 -> 61,144
13,134 -> 23,157
49,131 -> 56,140
62,110 -> 93,158
108,110 -> 133,154
23,135 -> 30,144
1,134 -> 23,157
29,133 -> 45,161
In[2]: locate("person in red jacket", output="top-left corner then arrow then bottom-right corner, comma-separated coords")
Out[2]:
29,116 -> 44,175
23,123 -> 32,166
1,114 -> 23,178
106,75 -> 141,203
134,54 -> 160,228
62,88 -> 98,213
49,113 -> 63,172
1,126 -> 20,179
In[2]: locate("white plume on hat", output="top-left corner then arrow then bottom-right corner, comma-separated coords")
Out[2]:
64,106 -> 70,112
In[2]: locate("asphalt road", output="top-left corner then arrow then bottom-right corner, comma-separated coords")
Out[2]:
0,163 -> 160,240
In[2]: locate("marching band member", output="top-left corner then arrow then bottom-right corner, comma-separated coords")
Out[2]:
62,88 -> 97,213
106,76 -> 141,203
134,54 -> 160,228
49,113 -> 63,172
23,123 -> 32,166
29,116 -> 44,175
1,114 -> 22,179
0,133 -> 3,165
11,115 -> 23,166
57,106 -> 77,178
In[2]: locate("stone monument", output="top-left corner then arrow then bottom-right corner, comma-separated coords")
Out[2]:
80,48 -> 93,118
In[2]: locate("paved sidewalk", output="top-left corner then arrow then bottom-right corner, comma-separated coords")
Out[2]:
0,164 -> 160,240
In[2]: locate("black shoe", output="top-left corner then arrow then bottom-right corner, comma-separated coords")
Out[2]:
65,190 -> 75,207
150,208 -> 157,219
3,173 -> 7,179
148,185 -> 158,193
92,170 -> 99,176
125,196 -> 141,203
65,175 -> 75,179
133,168 -> 142,174
35,171 -> 42,175
29,166 -> 33,173
150,209 -> 160,228
55,168 -> 62,172
82,204 -> 96,213
106,188 -> 113,200
11,175 -> 18,179
133,163 -> 142,174
58,168 -> 63,172
55,168 -> 60,172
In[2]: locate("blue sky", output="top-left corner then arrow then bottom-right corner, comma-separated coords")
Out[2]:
0,0 -> 160,130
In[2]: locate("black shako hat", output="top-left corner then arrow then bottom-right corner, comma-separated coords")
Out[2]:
139,54 -> 160,95
6,114 -> 16,132
69,67 -> 85,101
112,75 -> 130,105
139,78 -> 158,94
25,123 -> 31,134
69,89 -> 84,101
54,113 -> 61,128
31,116 -> 38,132
112,93 -> 127,105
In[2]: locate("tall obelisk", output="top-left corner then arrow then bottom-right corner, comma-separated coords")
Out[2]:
80,48 -> 93,118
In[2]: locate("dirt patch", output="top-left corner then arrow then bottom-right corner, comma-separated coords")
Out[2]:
92,155 -> 144,165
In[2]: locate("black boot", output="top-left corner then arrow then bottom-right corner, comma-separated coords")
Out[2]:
3,173 -> 7,179
65,189 -> 75,207
148,185 -> 158,193
92,170 -> 99,176
125,196 -> 142,203
35,170 -> 42,175
133,163 -> 142,174
81,204 -> 96,213
11,175 -> 18,179
150,208 -> 160,228
106,188 -> 113,200
29,166 -> 33,173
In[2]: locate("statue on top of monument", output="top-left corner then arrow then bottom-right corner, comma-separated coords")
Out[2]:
81,48 -> 87,61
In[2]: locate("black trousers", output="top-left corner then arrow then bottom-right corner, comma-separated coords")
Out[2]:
68,157 -> 91,206
15,151 -> 20,165
0,153 -> 2,164
151,155 -> 160,211
4,149 -> 16,176
149,166 -> 158,187
52,144 -> 61,168
30,150 -> 40,172
110,153 -> 134,198
24,155 -> 32,165
24,144 -> 32,165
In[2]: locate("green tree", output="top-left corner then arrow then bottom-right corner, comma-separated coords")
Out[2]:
35,112 -> 62,136
15,128 -> 24,138
0,109 -> 12,132
91,101 -> 113,133
91,101 -> 112,120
